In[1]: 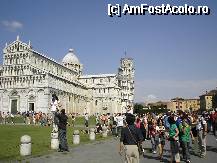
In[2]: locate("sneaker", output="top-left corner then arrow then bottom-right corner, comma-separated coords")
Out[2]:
186,160 -> 191,163
200,154 -> 205,158
153,151 -> 157,154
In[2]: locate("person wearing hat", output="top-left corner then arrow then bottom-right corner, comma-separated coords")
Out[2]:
119,113 -> 143,163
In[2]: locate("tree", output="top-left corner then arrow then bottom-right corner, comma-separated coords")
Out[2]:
133,103 -> 168,115
212,94 -> 217,108
133,103 -> 144,114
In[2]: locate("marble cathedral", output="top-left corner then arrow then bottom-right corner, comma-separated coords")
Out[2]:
0,37 -> 134,115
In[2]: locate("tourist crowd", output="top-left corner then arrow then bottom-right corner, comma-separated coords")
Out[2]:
114,109 -> 217,163
0,111 -> 54,126
1,100 -> 217,163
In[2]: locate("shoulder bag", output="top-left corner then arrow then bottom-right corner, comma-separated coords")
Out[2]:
127,126 -> 143,156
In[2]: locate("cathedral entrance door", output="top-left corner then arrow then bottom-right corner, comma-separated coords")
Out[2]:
29,103 -> 34,111
11,99 -> 17,114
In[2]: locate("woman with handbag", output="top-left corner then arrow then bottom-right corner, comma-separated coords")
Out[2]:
119,113 -> 144,163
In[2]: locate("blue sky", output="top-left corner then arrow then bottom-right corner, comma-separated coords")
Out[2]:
0,0 -> 217,102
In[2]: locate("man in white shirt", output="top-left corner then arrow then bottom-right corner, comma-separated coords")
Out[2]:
115,113 -> 124,137
197,114 -> 207,158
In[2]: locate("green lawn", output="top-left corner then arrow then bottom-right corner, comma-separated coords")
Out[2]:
69,116 -> 96,126
0,124 -> 106,161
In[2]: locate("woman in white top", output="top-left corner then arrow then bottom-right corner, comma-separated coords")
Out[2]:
51,94 -> 59,130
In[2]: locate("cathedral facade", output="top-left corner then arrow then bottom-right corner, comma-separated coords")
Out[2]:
0,37 -> 134,115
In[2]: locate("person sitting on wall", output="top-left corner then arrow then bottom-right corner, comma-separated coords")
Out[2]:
95,123 -> 103,134
51,94 -> 60,132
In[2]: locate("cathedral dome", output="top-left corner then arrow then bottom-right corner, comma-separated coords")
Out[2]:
62,49 -> 80,64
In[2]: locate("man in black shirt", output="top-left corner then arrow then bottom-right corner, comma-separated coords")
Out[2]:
120,113 -> 143,163
56,109 -> 69,152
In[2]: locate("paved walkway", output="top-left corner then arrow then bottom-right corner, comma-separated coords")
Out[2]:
25,134 -> 217,163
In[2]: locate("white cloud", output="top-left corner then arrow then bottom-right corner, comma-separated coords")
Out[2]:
1,20 -> 23,32
145,94 -> 158,103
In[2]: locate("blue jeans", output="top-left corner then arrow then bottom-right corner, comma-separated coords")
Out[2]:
117,126 -> 123,137
59,129 -> 68,151
181,141 -> 190,160
151,137 -> 157,151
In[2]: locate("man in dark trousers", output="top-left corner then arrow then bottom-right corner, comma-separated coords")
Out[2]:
56,109 -> 69,152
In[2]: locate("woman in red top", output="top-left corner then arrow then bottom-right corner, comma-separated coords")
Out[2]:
135,117 -> 141,128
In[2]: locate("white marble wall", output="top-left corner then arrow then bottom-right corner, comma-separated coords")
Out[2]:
0,38 -> 134,115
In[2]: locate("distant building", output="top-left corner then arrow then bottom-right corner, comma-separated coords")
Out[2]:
167,97 -> 200,112
169,97 -> 185,111
199,90 -> 217,110
184,99 -> 200,111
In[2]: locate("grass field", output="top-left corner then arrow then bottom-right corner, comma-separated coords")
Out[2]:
0,123 -> 106,161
